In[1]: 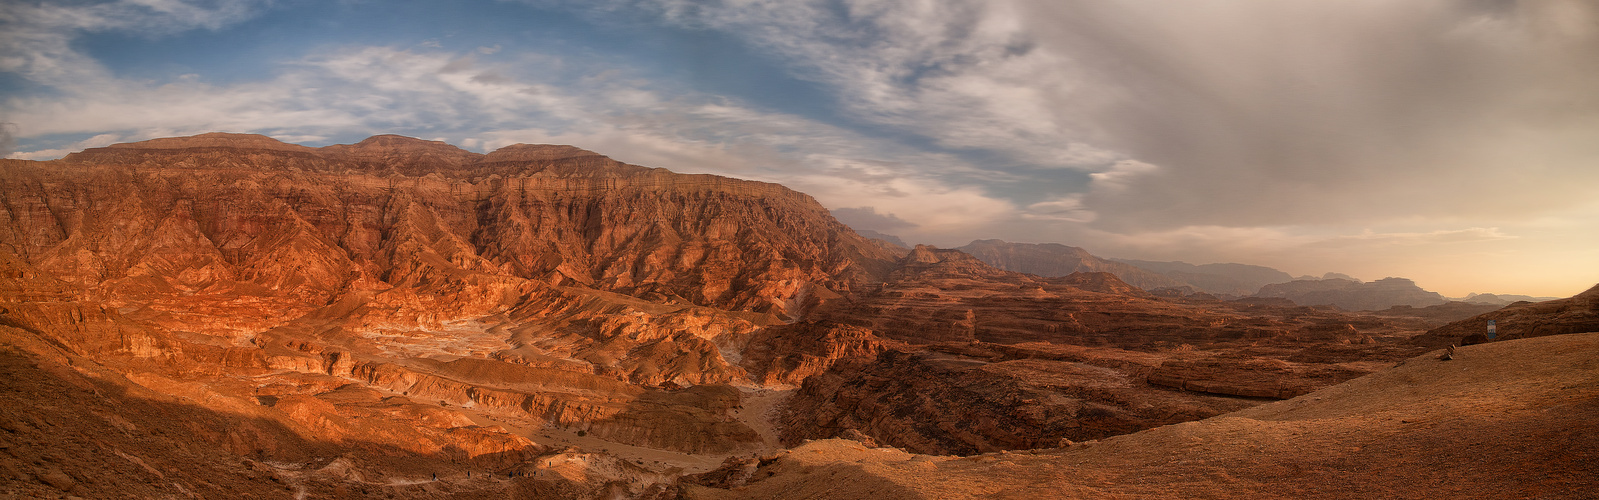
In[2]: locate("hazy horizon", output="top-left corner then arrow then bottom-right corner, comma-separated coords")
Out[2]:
4,0 -> 1597,297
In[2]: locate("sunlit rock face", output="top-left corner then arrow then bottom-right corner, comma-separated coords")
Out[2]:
32,132 -> 894,319
0,133 -> 898,471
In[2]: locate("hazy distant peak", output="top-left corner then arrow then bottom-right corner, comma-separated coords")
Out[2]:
347,134 -> 472,152
962,239 -> 1093,257
104,132 -> 315,153
482,143 -> 609,163
854,229 -> 908,249
319,135 -> 483,166
904,244 -> 945,264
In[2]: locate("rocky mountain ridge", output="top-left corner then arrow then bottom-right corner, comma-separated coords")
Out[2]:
955,240 -> 1188,291
955,239 -> 1312,297
0,133 -> 904,496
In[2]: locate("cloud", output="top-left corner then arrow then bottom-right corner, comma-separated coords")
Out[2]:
1019,0 -> 1599,230
6,132 -> 121,160
1086,160 -> 1158,193
0,0 -> 266,85
537,0 -> 1599,238
1307,227 -> 1518,249
544,0 -> 1124,172
0,122 -> 15,157
830,207 -> 915,232
1022,195 -> 1094,223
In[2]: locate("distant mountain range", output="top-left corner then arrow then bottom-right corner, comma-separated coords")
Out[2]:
912,239 -> 1551,311
1255,277 -> 1446,311
1109,258 -> 1295,297
954,240 -> 1188,291
952,240 -> 1294,297
1458,292 -> 1561,305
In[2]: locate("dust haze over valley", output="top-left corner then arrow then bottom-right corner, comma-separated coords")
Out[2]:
3,1 -> 1599,498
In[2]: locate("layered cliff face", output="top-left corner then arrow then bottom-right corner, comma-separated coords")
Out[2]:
26,133 -> 895,317
0,133 -> 899,487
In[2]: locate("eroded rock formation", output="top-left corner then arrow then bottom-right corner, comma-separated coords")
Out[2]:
0,133 -> 900,492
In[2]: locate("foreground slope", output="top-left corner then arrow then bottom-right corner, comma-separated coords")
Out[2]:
690,332 -> 1599,499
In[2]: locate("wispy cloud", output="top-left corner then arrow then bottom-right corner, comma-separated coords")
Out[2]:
1308,227 -> 1518,249
6,132 -> 121,160
0,0 -> 266,83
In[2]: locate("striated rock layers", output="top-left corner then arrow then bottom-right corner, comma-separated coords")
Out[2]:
0,133 -> 898,478
17,132 -> 895,317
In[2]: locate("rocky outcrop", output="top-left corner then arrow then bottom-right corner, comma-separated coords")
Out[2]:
739,321 -> 892,386
1255,277 -> 1447,311
0,133 -> 898,479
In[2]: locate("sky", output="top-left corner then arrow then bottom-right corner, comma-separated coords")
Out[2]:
2,0 -> 1598,297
